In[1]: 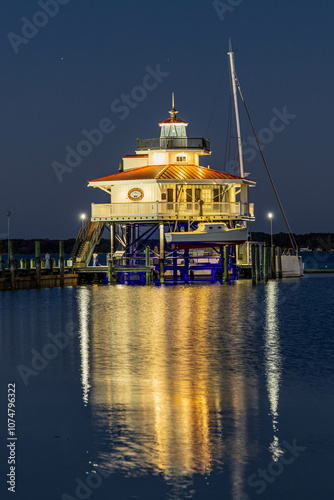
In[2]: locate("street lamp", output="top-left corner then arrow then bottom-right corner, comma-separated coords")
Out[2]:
80,213 -> 87,229
268,212 -> 273,246
7,211 -> 11,261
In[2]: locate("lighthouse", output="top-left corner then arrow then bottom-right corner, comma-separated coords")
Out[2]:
72,96 -> 256,273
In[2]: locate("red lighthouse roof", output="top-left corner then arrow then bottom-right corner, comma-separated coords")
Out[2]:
89,164 -> 256,183
159,117 -> 189,125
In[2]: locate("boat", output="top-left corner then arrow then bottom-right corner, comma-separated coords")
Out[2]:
165,222 -> 248,246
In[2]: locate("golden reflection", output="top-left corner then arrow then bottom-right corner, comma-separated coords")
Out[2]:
77,287 -> 91,405
264,281 -> 283,461
78,283 -> 260,496
227,283 -> 259,500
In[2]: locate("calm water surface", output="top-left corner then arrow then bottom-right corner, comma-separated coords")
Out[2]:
0,276 -> 333,499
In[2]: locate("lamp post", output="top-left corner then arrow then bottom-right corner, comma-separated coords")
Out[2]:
80,213 -> 86,229
7,211 -> 11,262
268,212 -> 273,246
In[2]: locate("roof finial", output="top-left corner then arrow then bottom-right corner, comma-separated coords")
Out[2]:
169,92 -> 178,120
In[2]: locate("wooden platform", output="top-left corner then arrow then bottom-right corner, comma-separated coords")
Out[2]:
75,265 -> 155,274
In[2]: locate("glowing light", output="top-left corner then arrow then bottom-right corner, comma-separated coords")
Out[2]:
153,153 -> 166,164
268,212 -> 273,219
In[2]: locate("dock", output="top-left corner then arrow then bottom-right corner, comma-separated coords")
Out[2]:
0,237 -> 305,291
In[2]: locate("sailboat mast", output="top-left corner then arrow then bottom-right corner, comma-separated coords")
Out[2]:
228,41 -> 244,178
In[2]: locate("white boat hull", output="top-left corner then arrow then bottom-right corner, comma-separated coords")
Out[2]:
165,224 -> 248,245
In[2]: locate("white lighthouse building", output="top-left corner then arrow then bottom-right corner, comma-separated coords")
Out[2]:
88,97 -> 255,225
72,96 -> 255,268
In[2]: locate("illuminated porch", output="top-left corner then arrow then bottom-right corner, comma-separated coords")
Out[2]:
91,201 -> 255,222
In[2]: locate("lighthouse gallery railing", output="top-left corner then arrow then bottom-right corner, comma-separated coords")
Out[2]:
91,202 -> 254,218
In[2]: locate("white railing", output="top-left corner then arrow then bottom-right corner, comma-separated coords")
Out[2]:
91,202 -> 255,219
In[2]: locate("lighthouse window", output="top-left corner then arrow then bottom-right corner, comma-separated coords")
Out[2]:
186,189 -> 192,201
167,188 -> 174,210
195,189 -> 201,202
213,188 -> 221,202
176,155 -> 186,162
186,188 -> 192,210
167,189 -> 174,202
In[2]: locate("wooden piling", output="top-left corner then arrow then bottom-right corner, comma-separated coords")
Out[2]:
220,247 -> 224,279
125,225 -> 131,266
107,260 -> 113,284
276,246 -> 282,279
35,241 -> 41,289
59,241 -> 65,287
231,245 -> 237,280
263,246 -> 269,282
145,246 -> 151,284
223,245 -> 229,282
145,246 -> 150,267
271,245 -> 276,279
110,222 -> 115,260
184,248 -> 189,282
172,246 -> 178,281
255,245 -> 261,282
251,244 -> 256,284
159,223 -> 165,284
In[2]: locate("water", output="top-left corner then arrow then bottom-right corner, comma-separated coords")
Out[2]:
300,251 -> 334,269
1,276 -> 333,499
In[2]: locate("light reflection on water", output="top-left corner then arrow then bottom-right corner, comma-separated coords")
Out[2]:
77,282 -> 271,498
78,287 -> 91,405
2,276 -> 333,499
264,282 -> 283,461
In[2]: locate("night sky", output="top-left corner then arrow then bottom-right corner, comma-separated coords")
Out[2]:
1,0 -> 333,239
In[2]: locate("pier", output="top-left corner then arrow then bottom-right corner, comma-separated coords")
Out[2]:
0,237 -> 303,291
0,241 -> 77,291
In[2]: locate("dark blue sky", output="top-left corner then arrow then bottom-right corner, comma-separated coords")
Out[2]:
1,0 -> 333,239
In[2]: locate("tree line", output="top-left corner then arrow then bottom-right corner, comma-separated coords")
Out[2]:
1,233 -> 333,255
